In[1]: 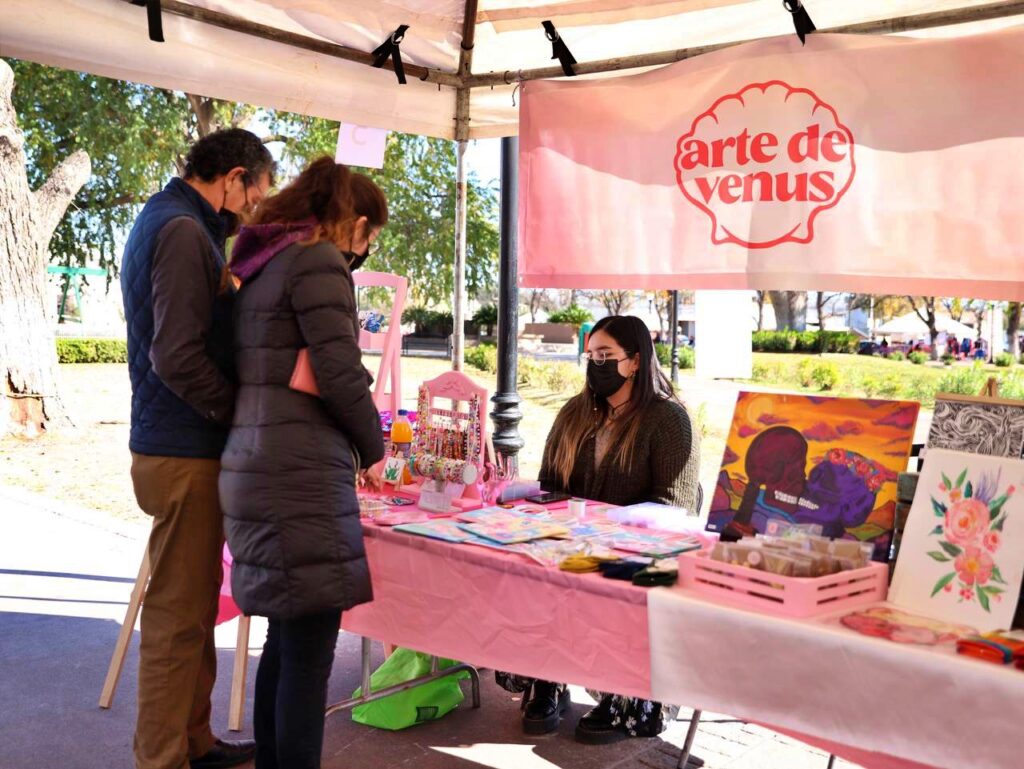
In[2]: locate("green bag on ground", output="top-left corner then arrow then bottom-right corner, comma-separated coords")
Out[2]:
351,647 -> 469,730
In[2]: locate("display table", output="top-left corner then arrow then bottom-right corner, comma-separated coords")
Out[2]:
648,589 -> 1024,769
342,521 -> 654,699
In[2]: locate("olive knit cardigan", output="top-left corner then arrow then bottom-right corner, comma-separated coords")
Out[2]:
538,397 -> 701,513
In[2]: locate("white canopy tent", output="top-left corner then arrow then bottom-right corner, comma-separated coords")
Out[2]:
3,0 -> 1024,452
876,312 -> 978,339
3,1 -> 1024,140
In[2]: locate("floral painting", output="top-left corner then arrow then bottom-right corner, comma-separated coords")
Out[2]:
890,448 -> 1024,632
837,606 -> 975,646
707,392 -> 919,560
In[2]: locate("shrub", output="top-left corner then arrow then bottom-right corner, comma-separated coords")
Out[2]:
878,373 -> 904,398
887,351 -> 905,361
908,351 -> 928,365
400,307 -> 453,336
654,343 -> 671,367
858,374 -> 881,398
679,346 -> 695,370
544,363 -> 585,393
471,304 -> 498,329
56,338 -> 127,364
811,362 -> 841,391
463,343 -> 498,373
995,352 -> 1014,368
796,359 -> 817,388
547,304 -> 593,326
937,363 -> 990,395
795,331 -> 819,353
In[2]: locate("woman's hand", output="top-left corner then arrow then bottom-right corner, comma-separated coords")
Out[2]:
360,467 -> 384,492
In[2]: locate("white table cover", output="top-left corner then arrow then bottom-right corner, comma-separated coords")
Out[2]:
649,590 -> 1024,769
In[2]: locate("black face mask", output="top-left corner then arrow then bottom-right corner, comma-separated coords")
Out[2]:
345,248 -> 370,272
587,360 -> 628,399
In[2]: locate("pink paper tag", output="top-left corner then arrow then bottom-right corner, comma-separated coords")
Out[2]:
335,124 -> 388,169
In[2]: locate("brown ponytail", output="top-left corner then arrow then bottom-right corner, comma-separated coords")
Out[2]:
251,156 -> 358,248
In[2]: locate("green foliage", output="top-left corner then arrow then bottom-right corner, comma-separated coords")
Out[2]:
797,359 -> 817,388
811,362 -> 841,391
463,343 -> 498,373
909,351 -> 928,365
56,338 -> 127,363
10,59 -> 193,277
278,126 -> 500,303
751,330 -> 858,353
995,352 -> 1014,368
887,351 -> 905,361
471,304 -> 498,328
402,307 -> 453,336
654,344 -> 695,370
547,304 -> 594,326
936,363 -> 990,395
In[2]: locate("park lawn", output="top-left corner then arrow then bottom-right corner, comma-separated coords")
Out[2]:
0,358 -> 565,523
745,352 -> 1011,405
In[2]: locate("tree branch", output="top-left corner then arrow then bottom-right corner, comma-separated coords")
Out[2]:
907,295 -> 930,327
34,150 -> 91,242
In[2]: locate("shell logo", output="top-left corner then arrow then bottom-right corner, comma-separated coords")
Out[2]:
674,81 -> 856,249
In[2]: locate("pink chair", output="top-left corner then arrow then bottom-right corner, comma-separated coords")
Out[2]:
353,271 -> 408,418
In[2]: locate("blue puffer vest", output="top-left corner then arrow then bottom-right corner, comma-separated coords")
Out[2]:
121,178 -> 234,458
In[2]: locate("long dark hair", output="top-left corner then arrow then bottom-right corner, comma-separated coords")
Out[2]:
251,157 -> 387,248
545,315 -> 678,487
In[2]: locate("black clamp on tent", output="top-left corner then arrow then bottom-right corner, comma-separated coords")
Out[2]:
542,21 -> 577,77
783,0 -> 816,45
130,0 -> 164,43
372,25 -> 410,85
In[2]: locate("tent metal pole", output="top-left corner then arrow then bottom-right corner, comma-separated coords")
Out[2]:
130,0 -> 461,87
491,136 -> 525,465
451,0 -> 478,370
464,0 -> 1024,88
670,289 -> 680,386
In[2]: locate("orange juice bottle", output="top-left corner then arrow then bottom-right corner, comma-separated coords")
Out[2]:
390,410 -> 414,484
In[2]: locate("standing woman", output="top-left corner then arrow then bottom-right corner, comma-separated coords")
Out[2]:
499,314 -> 701,744
219,158 -> 387,769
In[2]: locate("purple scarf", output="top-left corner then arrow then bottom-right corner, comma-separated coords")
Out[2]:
230,219 -> 318,283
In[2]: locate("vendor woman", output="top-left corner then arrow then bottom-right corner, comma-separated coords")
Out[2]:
498,314 -> 701,744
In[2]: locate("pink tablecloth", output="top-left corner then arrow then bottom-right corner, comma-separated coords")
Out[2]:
342,523 -> 654,699
648,589 -> 1024,769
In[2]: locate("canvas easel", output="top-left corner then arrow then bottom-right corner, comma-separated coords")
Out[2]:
99,272 -> 410,731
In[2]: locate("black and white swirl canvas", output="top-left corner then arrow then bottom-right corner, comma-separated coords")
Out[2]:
927,395 -> 1024,458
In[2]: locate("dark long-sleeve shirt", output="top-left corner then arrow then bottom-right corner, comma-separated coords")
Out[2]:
149,217 -> 236,426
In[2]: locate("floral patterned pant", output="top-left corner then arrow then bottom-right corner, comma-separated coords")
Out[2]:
495,672 -> 678,738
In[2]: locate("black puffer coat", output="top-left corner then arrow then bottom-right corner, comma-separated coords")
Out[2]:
220,230 -> 384,620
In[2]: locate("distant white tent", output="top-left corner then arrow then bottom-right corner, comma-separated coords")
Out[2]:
875,311 -> 977,339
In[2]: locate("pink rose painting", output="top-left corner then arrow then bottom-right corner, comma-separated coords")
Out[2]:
926,466 -> 1011,613
890,449 -> 1024,632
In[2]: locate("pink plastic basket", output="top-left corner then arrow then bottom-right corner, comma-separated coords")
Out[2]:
678,550 -> 888,618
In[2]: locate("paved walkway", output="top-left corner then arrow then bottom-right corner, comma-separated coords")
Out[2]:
0,487 -> 860,769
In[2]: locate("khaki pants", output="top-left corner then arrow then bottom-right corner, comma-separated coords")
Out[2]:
131,454 -> 223,769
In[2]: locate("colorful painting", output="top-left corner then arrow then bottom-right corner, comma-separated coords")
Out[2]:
707,392 -> 919,559
593,530 -> 702,557
889,448 -> 1024,632
927,394 -> 1024,458
457,518 -> 570,545
837,606 -> 974,646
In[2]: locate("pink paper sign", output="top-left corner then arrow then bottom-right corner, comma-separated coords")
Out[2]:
335,123 -> 388,169
519,27 -> 1024,299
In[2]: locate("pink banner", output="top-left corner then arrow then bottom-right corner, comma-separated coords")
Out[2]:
519,26 -> 1024,298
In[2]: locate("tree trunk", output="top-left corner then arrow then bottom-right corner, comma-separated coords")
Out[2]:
1008,302 -> 1022,358
768,290 -> 807,331
755,291 -> 766,331
0,60 -> 90,437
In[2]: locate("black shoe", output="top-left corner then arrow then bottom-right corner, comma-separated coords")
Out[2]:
190,739 -> 256,769
521,681 -> 571,735
575,696 -> 626,745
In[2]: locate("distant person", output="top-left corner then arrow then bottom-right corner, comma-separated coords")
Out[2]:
962,337 -> 972,358
947,335 -> 959,359
121,129 -> 273,769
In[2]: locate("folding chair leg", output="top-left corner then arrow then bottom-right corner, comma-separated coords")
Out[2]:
99,549 -> 151,709
228,615 -> 252,732
827,755 -> 837,769
677,709 -> 703,769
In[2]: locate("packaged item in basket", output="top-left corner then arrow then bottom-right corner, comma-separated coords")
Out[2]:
764,520 -> 824,540
760,550 -> 798,577
957,630 -> 1024,664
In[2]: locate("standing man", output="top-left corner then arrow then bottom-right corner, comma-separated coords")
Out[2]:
121,128 -> 274,769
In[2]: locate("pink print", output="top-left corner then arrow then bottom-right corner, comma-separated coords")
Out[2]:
955,546 -> 994,587
944,499 -> 988,547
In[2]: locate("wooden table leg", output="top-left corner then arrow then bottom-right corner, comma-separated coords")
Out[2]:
228,615 -> 252,732
98,549 -> 150,709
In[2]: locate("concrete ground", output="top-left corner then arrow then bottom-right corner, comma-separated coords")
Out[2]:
0,487 -> 860,769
